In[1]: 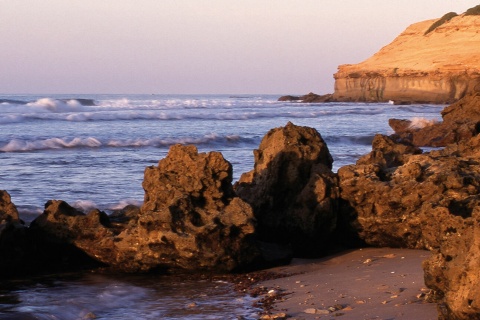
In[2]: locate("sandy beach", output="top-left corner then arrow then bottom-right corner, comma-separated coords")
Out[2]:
256,248 -> 438,320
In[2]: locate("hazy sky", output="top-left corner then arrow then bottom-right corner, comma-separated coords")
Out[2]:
1,1 -> 478,94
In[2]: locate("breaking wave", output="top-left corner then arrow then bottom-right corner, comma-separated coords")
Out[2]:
0,135 -> 252,153
0,108 -> 383,123
408,117 -> 438,129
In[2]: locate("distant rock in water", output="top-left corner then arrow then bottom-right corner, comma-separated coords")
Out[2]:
278,92 -> 334,103
333,8 -> 480,103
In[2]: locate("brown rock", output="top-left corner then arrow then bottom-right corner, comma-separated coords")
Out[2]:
0,190 -> 20,223
389,93 -> 480,146
30,145 -> 259,273
338,134 -> 480,250
421,132 -> 480,319
423,207 -> 480,320
235,122 -> 338,257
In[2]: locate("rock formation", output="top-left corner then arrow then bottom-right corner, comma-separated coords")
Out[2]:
423,206 -> 480,320
338,133 -> 480,251
421,134 -> 480,319
336,102 -> 480,319
278,92 -> 334,103
235,122 -> 339,257
333,10 -> 480,103
30,145 -> 259,273
3,96 -> 480,317
0,190 -> 20,223
389,93 -> 480,146
0,190 -> 28,275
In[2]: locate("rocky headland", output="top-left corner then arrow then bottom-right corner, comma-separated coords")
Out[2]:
333,7 -> 480,104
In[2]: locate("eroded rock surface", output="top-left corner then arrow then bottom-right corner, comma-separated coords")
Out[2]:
338,134 -> 480,250
390,93 -> 480,146
235,122 -> 339,257
421,134 -> 480,319
30,145 -> 259,272
0,190 -> 20,223
337,130 -> 480,319
423,207 -> 480,320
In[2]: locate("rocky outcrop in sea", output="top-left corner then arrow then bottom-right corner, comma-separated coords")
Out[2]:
333,7 -> 480,104
2,93 -> 480,318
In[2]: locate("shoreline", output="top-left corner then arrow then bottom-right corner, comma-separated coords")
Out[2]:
252,248 -> 438,319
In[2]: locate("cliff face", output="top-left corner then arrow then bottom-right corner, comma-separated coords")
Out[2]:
333,14 -> 480,103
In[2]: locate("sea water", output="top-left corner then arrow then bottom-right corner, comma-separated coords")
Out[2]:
0,94 -> 443,318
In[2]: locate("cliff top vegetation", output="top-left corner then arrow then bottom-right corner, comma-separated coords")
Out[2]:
465,4 -> 480,16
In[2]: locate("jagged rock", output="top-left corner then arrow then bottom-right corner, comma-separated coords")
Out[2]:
338,134 -> 480,250
423,207 -> 480,320
30,145 -> 259,272
421,134 -> 480,319
235,122 -> 339,257
0,190 -> 28,275
389,93 -> 480,146
339,102 -> 480,319
0,190 -> 20,223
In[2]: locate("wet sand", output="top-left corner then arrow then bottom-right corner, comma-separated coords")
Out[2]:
256,247 -> 438,319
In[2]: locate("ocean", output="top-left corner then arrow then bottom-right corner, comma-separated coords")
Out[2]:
0,94 -> 443,319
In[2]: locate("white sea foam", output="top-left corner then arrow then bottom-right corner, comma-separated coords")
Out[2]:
408,117 -> 437,129
0,137 -> 102,152
71,200 -> 99,213
26,98 -> 89,113
0,134 -> 247,152
108,200 -> 143,211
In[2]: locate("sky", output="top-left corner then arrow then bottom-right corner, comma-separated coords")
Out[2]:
1,1 -> 479,95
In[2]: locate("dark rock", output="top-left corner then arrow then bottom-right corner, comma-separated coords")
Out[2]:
389,93 -> 480,147
0,191 -> 28,275
235,122 -> 339,257
339,99 -> 480,319
137,144 -> 259,272
423,207 -> 480,320
278,95 -> 301,102
338,133 -> 480,250
300,92 -> 334,103
30,145 -> 259,273
0,190 -> 20,223
278,93 -> 334,103
420,134 -> 480,319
